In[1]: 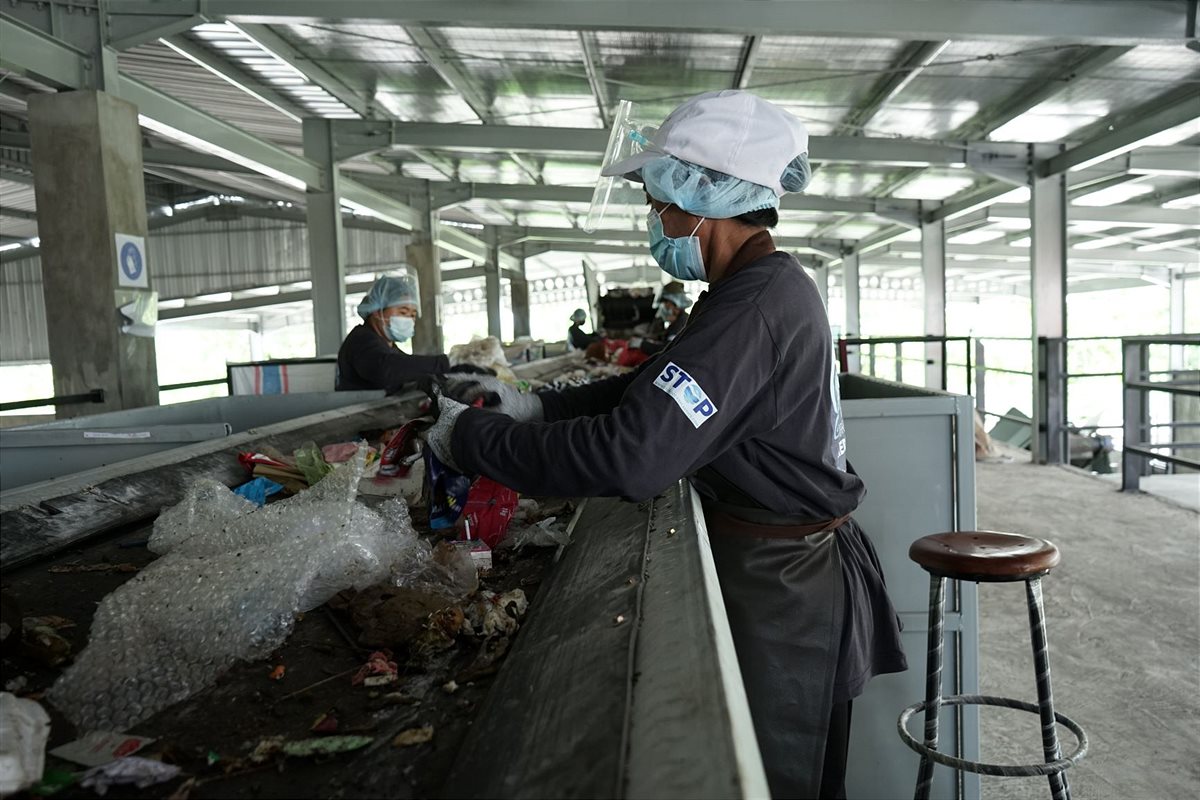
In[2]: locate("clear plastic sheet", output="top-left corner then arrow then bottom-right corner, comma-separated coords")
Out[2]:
48,446 -> 428,732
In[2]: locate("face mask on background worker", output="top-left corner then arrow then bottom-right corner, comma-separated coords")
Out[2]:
586,91 -> 812,282
385,315 -> 415,343
356,272 -> 421,343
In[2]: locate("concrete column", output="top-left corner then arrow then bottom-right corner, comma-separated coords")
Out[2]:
843,252 -> 861,372
922,215 -> 947,389
303,118 -> 346,357
511,249 -> 531,339
484,227 -> 502,340
407,184 -> 444,354
29,90 -> 157,417
1031,144 -> 1068,464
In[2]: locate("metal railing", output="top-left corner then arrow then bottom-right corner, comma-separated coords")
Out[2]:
837,336 -> 974,396
0,388 -> 105,413
1121,335 -> 1200,492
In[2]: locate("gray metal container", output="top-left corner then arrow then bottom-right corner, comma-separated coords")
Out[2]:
840,374 -> 980,800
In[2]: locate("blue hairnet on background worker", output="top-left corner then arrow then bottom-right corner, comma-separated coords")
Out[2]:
336,274 -> 489,394
426,90 -> 906,798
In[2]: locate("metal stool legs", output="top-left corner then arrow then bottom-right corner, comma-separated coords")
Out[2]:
1026,577 -> 1069,800
907,574 -> 1083,800
914,575 -> 945,800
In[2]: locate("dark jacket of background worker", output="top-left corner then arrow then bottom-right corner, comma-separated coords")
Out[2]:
567,308 -> 602,351
639,283 -> 691,356
427,90 -> 906,799
336,274 -> 449,393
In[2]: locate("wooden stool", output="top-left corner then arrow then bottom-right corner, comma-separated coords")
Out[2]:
898,532 -> 1088,800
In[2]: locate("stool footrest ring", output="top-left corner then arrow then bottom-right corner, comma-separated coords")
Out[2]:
898,694 -> 1088,777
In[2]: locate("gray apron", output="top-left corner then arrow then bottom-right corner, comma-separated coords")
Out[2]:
707,512 -> 846,799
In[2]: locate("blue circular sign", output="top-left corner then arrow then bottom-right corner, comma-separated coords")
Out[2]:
120,241 -> 143,280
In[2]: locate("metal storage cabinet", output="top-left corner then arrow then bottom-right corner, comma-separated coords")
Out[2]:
839,375 -> 980,800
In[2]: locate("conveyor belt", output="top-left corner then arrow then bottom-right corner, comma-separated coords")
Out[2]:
444,481 -> 767,799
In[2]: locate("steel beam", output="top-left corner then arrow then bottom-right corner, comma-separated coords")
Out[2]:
991,203 -> 1200,228
579,32 -> 612,126
233,22 -> 371,117
843,252 -> 861,371
885,241 -> 1194,266
950,46 -> 1134,139
406,26 -> 494,122
127,2 -> 1189,44
1041,84 -> 1200,175
407,185 -> 444,354
921,213 -> 947,389
331,120 -> 973,167
501,225 -> 848,256
733,35 -> 763,90
0,15 -> 92,90
834,41 -> 949,136
161,35 -> 305,121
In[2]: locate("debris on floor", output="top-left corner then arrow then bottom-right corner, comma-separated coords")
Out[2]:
79,756 -> 181,796
279,736 -> 373,758
392,725 -> 434,748
48,732 -> 154,768
351,651 -> 398,687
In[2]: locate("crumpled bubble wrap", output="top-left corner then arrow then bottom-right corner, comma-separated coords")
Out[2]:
498,517 -> 571,550
48,446 -> 426,733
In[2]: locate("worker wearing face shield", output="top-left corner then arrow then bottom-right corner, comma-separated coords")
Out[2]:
567,308 -> 602,351
337,274 -> 490,394
639,281 -> 692,356
426,91 -> 905,798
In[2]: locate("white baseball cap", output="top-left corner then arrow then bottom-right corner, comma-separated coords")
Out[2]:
600,90 -> 810,196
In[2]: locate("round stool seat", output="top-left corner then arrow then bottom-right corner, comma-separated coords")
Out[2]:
909,531 -> 1060,582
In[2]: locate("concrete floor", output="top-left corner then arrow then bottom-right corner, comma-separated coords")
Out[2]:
975,449 -> 1199,799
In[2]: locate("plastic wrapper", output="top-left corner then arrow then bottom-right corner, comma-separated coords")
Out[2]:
294,441 -> 334,486
457,477 -> 519,548
497,517 -> 572,551
448,336 -> 516,381
49,446 -> 427,733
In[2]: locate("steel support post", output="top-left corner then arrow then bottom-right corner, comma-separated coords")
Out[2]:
975,340 -> 987,414
1031,145 -> 1068,464
407,185 -> 444,354
302,118 -> 347,356
581,260 -> 601,329
511,248 -> 532,340
484,227 -> 503,339
1169,269 -> 1186,371
922,214 -> 947,390
844,252 -> 861,372
1121,340 -> 1149,491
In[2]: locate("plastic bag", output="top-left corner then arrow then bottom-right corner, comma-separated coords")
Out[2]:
50,446 -> 426,732
426,450 -> 472,531
0,692 -> 50,798
233,477 -> 284,508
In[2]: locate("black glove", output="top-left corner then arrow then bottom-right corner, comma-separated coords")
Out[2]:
445,364 -> 497,377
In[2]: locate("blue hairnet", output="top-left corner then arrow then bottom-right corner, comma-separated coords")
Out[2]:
659,291 -> 692,310
641,153 -> 811,219
357,274 -> 418,319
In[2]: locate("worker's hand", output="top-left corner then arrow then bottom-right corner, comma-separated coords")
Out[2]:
444,375 -> 544,422
423,394 -> 470,472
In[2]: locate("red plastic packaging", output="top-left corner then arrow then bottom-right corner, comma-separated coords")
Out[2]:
458,477 -> 520,549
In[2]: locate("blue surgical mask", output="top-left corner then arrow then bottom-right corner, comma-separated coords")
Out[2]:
385,315 -> 415,343
648,205 -> 706,282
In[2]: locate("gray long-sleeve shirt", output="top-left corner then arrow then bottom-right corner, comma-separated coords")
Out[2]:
452,251 -> 863,520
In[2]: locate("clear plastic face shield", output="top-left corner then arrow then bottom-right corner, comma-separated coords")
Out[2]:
583,100 -> 660,233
